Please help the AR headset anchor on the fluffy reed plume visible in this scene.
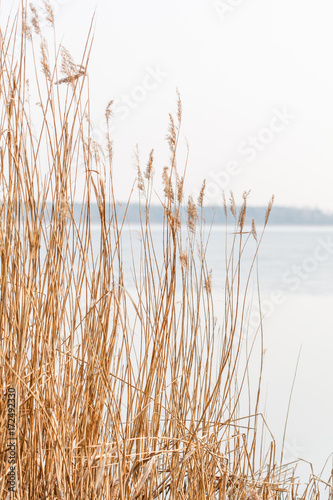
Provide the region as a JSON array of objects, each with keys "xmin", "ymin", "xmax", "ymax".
[
  {"xmin": 0, "ymin": 8, "xmax": 329, "ymax": 499},
  {"xmin": 265, "ymin": 194, "xmax": 275, "ymax": 225},
  {"xmin": 22, "ymin": 7, "xmax": 32, "ymax": 38},
  {"xmin": 198, "ymin": 179, "xmax": 206, "ymax": 207},
  {"xmin": 162, "ymin": 166, "xmax": 174, "ymax": 201},
  {"xmin": 176, "ymin": 174, "xmax": 184, "ymax": 204},
  {"xmin": 166, "ymin": 113, "xmax": 177, "ymax": 154},
  {"xmin": 55, "ymin": 67, "xmax": 86, "ymax": 85},
  {"xmin": 40, "ymin": 38, "xmax": 51, "ymax": 80},
  {"xmin": 229, "ymin": 190, "xmax": 237, "ymax": 218},
  {"xmin": 252, "ymin": 218, "xmax": 258, "ymax": 241},
  {"xmin": 145, "ymin": 149, "xmax": 154, "ymax": 180},
  {"xmin": 187, "ymin": 195, "xmax": 198, "ymax": 232},
  {"xmin": 107, "ymin": 136, "xmax": 113, "ymax": 161},
  {"xmin": 238, "ymin": 197, "xmax": 246, "ymax": 232},
  {"xmin": 179, "ymin": 250, "xmax": 188, "ymax": 268},
  {"xmin": 222, "ymin": 190, "xmax": 228, "ymax": 217},
  {"xmin": 104, "ymin": 101, "xmax": 114, "ymax": 159},
  {"xmin": 176, "ymin": 88, "xmax": 182, "ymax": 125},
  {"xmin": 105, "ymin": 99, "xmax": 114, "ymax": 126},
  {"xmin": 166, "ymin": 94, "xmax": 182, "ymax": 169},
  {"xmin": 173, "ymin": 207, "xmax": 181, "ymax": 229},
  {"xmin": 204, "ymin": 268, "xmax": 213, "ymax": 294},
  {"xmin": 55, "ymin": 46, "xmax": 85, "ymax": 85},
  {"xmin": 237, "ymin": 190, "xmax": 251, "ymax": 231},
  {"xmin": 60, "ymin": 45, "xmax": 76, "ymax": 75},
  {"xmin": 43, "ymin": 0, "xmax": 55, "ymax": 27},
  {"xmin": 134, "ymin": 145, "xmax": 145, "ymax": 193},
  {"xmin": 30, "ymin": 3, "xmax": 41, "ymax": 34}
]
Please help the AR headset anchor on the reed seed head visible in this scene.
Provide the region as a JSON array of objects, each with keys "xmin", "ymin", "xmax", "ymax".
[
  {"xmin": 198, "ymin": 179, "xmax": 206, "ymax": 208},
  {"xmin": 105, "ymin": 100, "xmax": 114, "ymax": 127},
  {"xmin": 179, "ymin": 250, "xmax": 188, "ymax": 268},
  {"xmin": 22, "ymin": 8, "xmax": 32, "ymax": 39},
  {"xmin": 176, "ymin": 175, "xmax": 184, "ymax": 204},
  {"xmin": 107, "ymin": 138, "xmax": 113, "ymax": 161},
  {"xmin": 30, "ymin": 3, "xmax": 41, "ymax": 35},
  {"xmin": 40, "ymin": 38, "xmax": 51, "ymax": 81},
  {"xmin": 144, "ymin": 149, "xmax": 154, "ymax": 180},
  {"xmin": 222, "ymin": 191, "xmax": 227, "ymax": 218},
  {"xmin": 166, "ymin": 113, "xmax": 176, "ymax": 157},
  {"xmin": 238, "ymin": 191, "xmax": 248, "ymax": 231},
  {"xmin": 229, "ymin": 191, "xmax": 236, "ymax": 218},
  {"xmin": 265, "ymin": 194, "xmax": 275, "ymax": 225},
  {"xmin": 162, "ymin": 166, "xmax": 174, "ymax": 202},
  {"xmin": 187, "ymin": 196, "xmax": 198, "ymax": 233},
  {"xmin": 204, "ymin": 269, "xmax": 212, "ymax": 294},
  {"xmin": 134, "ymin": 145, "xmax": 145, "ymax": 193},
  {"xmin": 252, "ymin": 218, "xmax": 257, "ymax": 241},
  {"xmin": 60, "ymin": 46, "xmax": 76, "ymax": 77},
  {"xmin": 43, "ymin": 0, "xmax": 54, "ymax": 27},
  {"xmin": 176, "ymin": 88, "xmax": 182, "ymax": 126}
]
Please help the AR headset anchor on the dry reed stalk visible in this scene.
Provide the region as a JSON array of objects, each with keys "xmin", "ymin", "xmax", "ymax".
[{"xmin": 0, "ymin": 6, "xmax": 328, "ymax": 499}]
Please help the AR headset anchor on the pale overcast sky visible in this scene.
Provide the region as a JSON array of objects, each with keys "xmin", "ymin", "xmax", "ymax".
[{"xmin": 3, "ymin": 0, "xmax": 333, "ymax": 210}]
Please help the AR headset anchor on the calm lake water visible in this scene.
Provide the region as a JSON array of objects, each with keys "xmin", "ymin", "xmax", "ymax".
[
  {"xmin": 93, "ymin": 224, "xmax": 333, "ymax": 481},
  {"xmin": 116, "ymin": 224, "xmax": 333, "ymax": 294}
]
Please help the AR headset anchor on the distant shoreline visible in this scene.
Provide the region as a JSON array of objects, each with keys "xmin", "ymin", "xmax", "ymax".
[{"xmin": 66, "ymin": 203, "xmax": 333, "ymax": 226}]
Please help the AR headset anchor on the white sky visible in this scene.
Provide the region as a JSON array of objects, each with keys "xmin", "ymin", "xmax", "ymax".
[{"xmin": 2, "ymin": 0, "xmax": 333, "ymax": 210}]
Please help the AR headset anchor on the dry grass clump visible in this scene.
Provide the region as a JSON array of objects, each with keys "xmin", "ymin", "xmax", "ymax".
[{"xmin": 0, "ymin": 6, "xmax": 331, "ymax": 499}]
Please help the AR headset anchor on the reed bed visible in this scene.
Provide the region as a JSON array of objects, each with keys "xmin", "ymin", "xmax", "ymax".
[{"xmin": 0, "ymin": 4, "xmax": 331, "ymax": 498}]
